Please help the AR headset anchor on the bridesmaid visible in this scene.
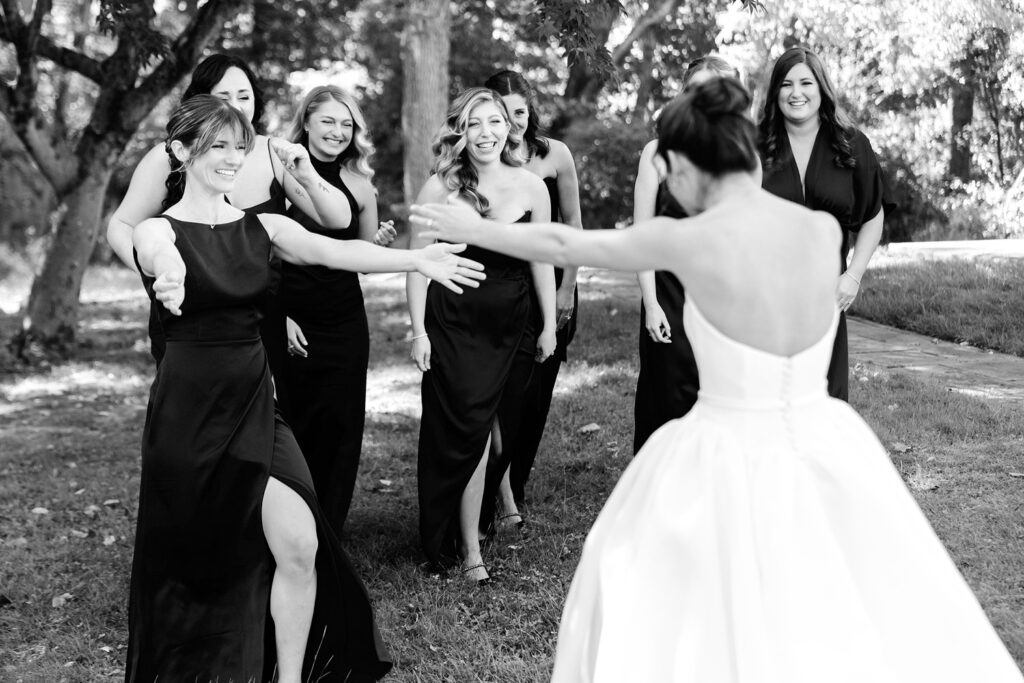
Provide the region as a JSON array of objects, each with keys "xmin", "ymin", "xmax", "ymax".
[
  {"xmin": 128, "ymin": 94, "xmax": 482, "ymax": 683},
  {"xmin": 106, "ymin": 53, "xmax": 353, "ymax": 381},
  {"xmin": 279, "ymin": 85, "xmax": 396, "ymax": 534},
  {"xmin": 407, "ymin": 87, "xmax": 556, "ymax": 584},
  {"xmin": 759, "ymin": 46, "xmax": 890, "ymax": 401},
  {"xmin": 484, "ymin": 70, "xmax": 583, "ymax": 516},
  {"xmin": 632, "ymin": 55, "xmax": 741, "ymax": 453}
]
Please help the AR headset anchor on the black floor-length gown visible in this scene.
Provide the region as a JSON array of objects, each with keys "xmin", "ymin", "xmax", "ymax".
[
  {"xmin": 127, "ymin": 214, "xmax": 391, "ymax": 683},
  {"xmin": 507, "ymin": 177, "xmax": 577, "ymax": 505},
  {"xmin": 632, "ymin": 185, "xmax": 700, "ymax": 454},
  {"xmin": 761, "ymin": 126, "xmax": 891, "ymax": 402},
  {"xmin": 418, "ymin": 214, "xmax": 537, "ymax": 566},
  {"xmin": 281, "ymin": 154, "xmax": 368, "ymax": 533}
]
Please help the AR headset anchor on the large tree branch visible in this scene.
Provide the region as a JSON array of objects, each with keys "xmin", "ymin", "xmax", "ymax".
[
  {"xmin": 33, "ymin": 34, "xmax": 105, "ymax": 82},
  {"xmin": 609, "ymin": 0, "xmax": 680, "ymax": 67},
  {"xmin": 119, "ymin": 0, "xmax": 249, "ymax": 129}
]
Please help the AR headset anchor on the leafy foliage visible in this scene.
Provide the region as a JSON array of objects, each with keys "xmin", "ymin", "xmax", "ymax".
[{"xmin": 95, "ymin": 1, "xmax": 169, "ymax": 72}]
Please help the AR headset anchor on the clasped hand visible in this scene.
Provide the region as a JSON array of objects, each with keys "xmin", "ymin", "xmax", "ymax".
[{"xmin": 269, "ymin": 138, "xmax": 312, "ymax": 180}]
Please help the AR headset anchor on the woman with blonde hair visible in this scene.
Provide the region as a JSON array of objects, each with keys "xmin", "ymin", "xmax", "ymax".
[
  {"xmin": 407, "ymin": 87, "xmax": 556, "ymax": 584},
  {"xmin": 278, "ymin": 84, "xmax": 396, "ymax": 533}
]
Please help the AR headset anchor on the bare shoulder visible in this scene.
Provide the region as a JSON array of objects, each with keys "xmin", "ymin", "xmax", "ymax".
[
  {"xmin": 546, "ymin": 138, "xmax": 576, "ymax": 165},
  {"xmin": 415, "ymin": 174, "xmax": 449, "ymax": 203},
  {"xmin": 137, "ymin": 142, "xmax": 173, "ymax": 174},
  {"xmin": 339, "ymin": 169, "xmax": 376, "ymax": 206},
  {"xmin": 639, "ymin": 139, "xmax": 658, "ymax": 162}
]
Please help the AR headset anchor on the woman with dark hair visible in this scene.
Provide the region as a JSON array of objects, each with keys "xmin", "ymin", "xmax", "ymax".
[
  {"xmin": 759, "ymin": 46, "xmax": 891, "ymax": 402},
  {"xmin": 407, "ymin": 87, "xmax": 556, "ymax": 584},
  {"xmin": 412, "ymin": 77, "xmax": 1022, "ymax": 683},
  {"xmin": 278, "ymin": 85, "xmax": 395, "ymax": 534},
  {"xmin": 127, "ymin": 95, "xmax": 481, "ymax": 683},
  {"xmin": 107, "ymin": 53, "xmax": 353, "ymax": 378},
  {"xmin": 631, "ymin": 54, "xmax": 740, "ymax": 454},
  {"xmin": 483, "ymin": 69, "xmax": 583, "ymax": 518}
]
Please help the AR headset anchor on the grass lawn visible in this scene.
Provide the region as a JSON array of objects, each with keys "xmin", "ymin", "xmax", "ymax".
[
  {"xmin": 1, "ymin": 266, "xmax": 1022, "ymax": 682},
  {"xmin": 851, "ymin": 254, "xmax": 1024, "ymax": 357}
]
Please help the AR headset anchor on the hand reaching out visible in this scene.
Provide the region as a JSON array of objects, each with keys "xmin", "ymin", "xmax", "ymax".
[
  {"xmin": 286, "ymin": 317, "xmax": 308, "ymax": 358},
  {"xmin": 414, "ymin": 243, "xmax": 486, "ymax": 293},
  {"xmin": 153, "ymin": 272, "xmax": 185, "ymax": 316}
]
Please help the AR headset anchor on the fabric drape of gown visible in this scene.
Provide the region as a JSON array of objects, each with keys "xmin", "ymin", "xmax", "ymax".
[
  {"xmin": 550, "ymin": 298, "xmax": 1023, "ymax": 683},
  {"xmin": 633, "ymin": 184, "xmax": 699, "ymax": 454},
  {"xmin": 127, "ymin": 214, "xmax": 391, "ymax": 683},
  {"xmin": 280, "ymin": 153, "xmax": 368, "ymax": 534},
  {"xmin": 507, "ymin": 176, "xmax": 577, "ymax": 506},
  {"xmin": 760, "ymin": 127, "xmax": 895, "ymax": 402},
  {"xmin": 418, "ymin": 214, "xmax": 537, "ymax": 566}
]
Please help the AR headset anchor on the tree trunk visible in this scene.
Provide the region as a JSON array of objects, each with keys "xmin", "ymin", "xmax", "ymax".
[
  {"xmin": 949, "ymin": 81, "xmax": 974, "ymax": 181},
  {"xmin": 14, "ymin": 162, "xmax": 114, "ymax": 357},
  {"xmin": 632, "ymin": 33, "xmax": 657, "ymax": 123},
  {"xmin": 400, "ymin": 0, "xmax": 450, "ymax": 211}
]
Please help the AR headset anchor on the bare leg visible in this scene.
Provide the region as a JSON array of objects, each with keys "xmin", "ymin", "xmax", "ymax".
[
  {"xmin": 459, "ymin": 433, "xmax": 491, "ymax": 583},
  {"xmin": 492, "ymin": 421, "xmax": 522, "ymax": 529},
  {"xmin": 263, "ymin": 476, "xmax": 318, "ymax": 683}
]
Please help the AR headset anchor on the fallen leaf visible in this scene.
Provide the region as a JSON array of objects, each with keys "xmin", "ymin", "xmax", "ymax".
[
  {"xmin": 378, "ymin": 479, "xmax": 392, "ymax": 487},
  {"xmin": 578, "ymin": 423, "xmax": 601, "ymax": 434},
  {"xmin": 892, "ymin": 442, "xmax": 912, "ymax": 453},
  {"xmin": 103, "ymin": 535, "xmax": 116, "ymax": 546},
  {"xmin": 74, "ymin": 489, "xmax": 86, "ymax": 496},
  {"xmin": 52, "ymin": 592, "xmax": 74, "ymax": 608},
  {"xmin": 102, "ymin": 499, "xmax": 120, "ymax": 508},
  {"xmin": 1009, "ymin": 472, "xmax": 1024, "ymax": 478},
  {"xmin": 99, "ymin": 646, "xmax": 113, "ymax": 654},
  {"xmin": 70, "ymin": 530, "xmax": 89, "ymax": 539},
  {"xmin": 31, "ymin": 507, "xmax": 50, "ymax": 515},
  {"xmin": 83, "ymin": 505, "xmax": 101, "ymax": 518}
]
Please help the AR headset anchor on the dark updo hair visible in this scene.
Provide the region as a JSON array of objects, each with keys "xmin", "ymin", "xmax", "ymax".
[
  {"xmin": 484, "ymin": 70, "xmax": 550, "ymax": 160},
  {"xmin": 683, "ymin": 55, "xmax": 740, "ymax": 83},
  {"xmin": 181, "ymin": 53, "xmax": 265, "ymax": 132},
  {"xmin": 758, "ymin": 47, "xmax": 855, "ymax": 170},
  {"xmin": 656, "ymin": 77, "xmax": 758, "ymax": 176},
  {"xmin": 162, "ymin": 95, "xmax": 256, "ymax": 210}
]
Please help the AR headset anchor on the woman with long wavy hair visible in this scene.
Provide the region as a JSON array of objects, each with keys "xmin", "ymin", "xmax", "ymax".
[
  {"xmin": 407, "ymin": 87, "xmax": 556, "ymax": 584},
  {"xmin": 759, "ymin": 46, "xmax": 892, "ymax": 401},
  {"xmin": 277, "ymin": 85, "xmax": 396, "ymax": 534}
]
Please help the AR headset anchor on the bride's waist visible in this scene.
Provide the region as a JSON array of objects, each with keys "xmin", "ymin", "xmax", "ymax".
[{"xmin": 696, "ymin": 388, "xmax": 828, "ymax": 412}]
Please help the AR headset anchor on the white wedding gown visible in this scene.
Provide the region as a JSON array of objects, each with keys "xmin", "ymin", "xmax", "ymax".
[{"xmin": 551, "ymin": 299, "xmax": 1022, "ymax": 683}]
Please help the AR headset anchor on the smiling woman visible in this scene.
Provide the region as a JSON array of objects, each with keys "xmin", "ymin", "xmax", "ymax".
[
  {"xmin": 406, "ymin": 87, "xmax": 555, "ymax": 585},
  {"xmin": 124, "ymin": 94, "xmax": 483, "ymax": 683}
]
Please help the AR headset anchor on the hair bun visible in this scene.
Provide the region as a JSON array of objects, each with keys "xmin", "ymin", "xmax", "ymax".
[{"xmin": 690, "ymin": 77, "xmax": 750, "ymax": 118}]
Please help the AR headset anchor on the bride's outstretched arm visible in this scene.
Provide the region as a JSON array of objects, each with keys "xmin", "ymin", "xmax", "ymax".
[{"xmin": 410, "ymin": 200, "xmax": 685, "ymax": 274}]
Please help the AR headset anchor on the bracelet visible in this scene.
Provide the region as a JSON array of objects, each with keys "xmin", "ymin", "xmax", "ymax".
[
  {"xmin": 407, "ymin": 333, "xmax": 428, "ymax": 343},
  {"xmin": 844, "ymin": 271, "xmax": 861, "ymax": 285}
]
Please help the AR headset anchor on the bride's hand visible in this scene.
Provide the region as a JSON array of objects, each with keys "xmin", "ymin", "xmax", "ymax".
[
  {"xmin": 413, "ymin": 243, "xmax": 486, "ymax": 293},
  {"xmin": 410, "ymin": 194, "xmax": 485, "ymax": 244}
]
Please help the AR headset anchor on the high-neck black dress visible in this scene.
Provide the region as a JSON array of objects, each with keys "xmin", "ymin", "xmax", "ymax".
[
  {"xmin": 761, "ymin": 126, "xmax": 889, "ymax": 401},
  {"xmin": 507, "ymin": 176, "xmax": 578, "ymax": 505},
  {"xmin": 127, "ymin": 214, "xmax": 391, "ymax": 683},
  {"xmin": 280, "ymin": 152, "xmax": 368, "ymax": 534},
  {"xmin": 418, "ymin": 214, "xmax": 537, "ymax": 566},
  {"xmin": 632, "ymin": 184, "xmax": 700, "ymax": 454}
]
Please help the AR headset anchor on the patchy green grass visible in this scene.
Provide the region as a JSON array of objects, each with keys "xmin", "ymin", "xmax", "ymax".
[
  {"xmin": 851, "ymin": 256, "xmax": 1024, "ymax": 357},
  {"xmin": 1, "ymin": 267, "xmax": 1022, "ymax": 682}
]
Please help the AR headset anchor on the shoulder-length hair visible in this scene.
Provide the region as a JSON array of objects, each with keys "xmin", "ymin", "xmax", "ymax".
[
  {"xmin": 287, "ymin": 85, "xmax": 375, "ymax": 180},
  {"xmin": 182, "ymin": 53, "xmax": 266, "ymax": 133},
  {"xmin": 431, "ymin": 87, "xmax": 519, "ymax": 216},
  {"xmin": 483, "ymin": 70, "xmax": 550, "ymax": 160},
  {"xmin": 758, "ymin": 46, "xmax": 855, "ymax": 170}
]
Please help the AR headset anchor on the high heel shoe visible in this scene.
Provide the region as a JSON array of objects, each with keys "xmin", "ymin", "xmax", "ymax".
[
  {"xmin": 496, "ymin": 512, "xmax": 525, "ymax": 532},
  {"xmin": 460, "ymin": 561, "xmax": 491, "ymax": 586}
]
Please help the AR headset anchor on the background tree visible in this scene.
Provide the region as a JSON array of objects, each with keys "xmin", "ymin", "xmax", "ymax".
[{"xmin": 0, "ymin": 0, "xmax": 248, "ymax": 357}]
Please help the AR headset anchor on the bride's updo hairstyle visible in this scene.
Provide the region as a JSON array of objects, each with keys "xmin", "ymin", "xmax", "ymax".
[{"xmin": 656, "ymin": 77, "xmax": 758, "ymax": 176}]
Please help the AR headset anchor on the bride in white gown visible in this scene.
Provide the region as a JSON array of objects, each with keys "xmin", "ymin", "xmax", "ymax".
[{"xmin": 410, "ymin": 77, "xmax": 1023, "ymax": 682}]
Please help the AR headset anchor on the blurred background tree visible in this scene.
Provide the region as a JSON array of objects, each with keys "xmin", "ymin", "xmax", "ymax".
[{"xmin": 2, "ymin": 0, "xmax": 1021, "ymax": 359}]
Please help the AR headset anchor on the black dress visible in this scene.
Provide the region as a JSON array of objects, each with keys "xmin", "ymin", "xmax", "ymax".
[
  {"xmin": 507, "ymin": 176, "xmax": 578, "ymax": 506},
  {"xmin": 280, "ymin": 154, "xmax": 368, "ymax": 534},
  {"xmin": 632, "ymin": 185, "xmax": 700, "ymax": 454},
  {"xmin": 145, "ymin": 140, "xmax": 289, "ymax": 382},
  {"xmin": 418, "ymin": 214, "xmax": 537, "ymax": 566},
  {"xmin": 761, "ymin": 127, "xmax": 888, "ymax": 402},
  {"xmin": 126, "ymin": 214, "xmax": 391, "ymax": 683}
]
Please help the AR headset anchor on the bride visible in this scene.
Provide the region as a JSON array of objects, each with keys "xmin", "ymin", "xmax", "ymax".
[{"xmin": 410, "ymin": 77, "xmax": 1022, "ymax": 683}]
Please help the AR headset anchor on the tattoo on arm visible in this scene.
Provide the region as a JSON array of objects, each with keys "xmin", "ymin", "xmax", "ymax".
[
  {"xmin": 294, "ymin": 188, "xmax": 305, "ymax": 199},
  {"xmin": 317, "ymin": 181, "xmax": 333, "ymax": 195}
]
